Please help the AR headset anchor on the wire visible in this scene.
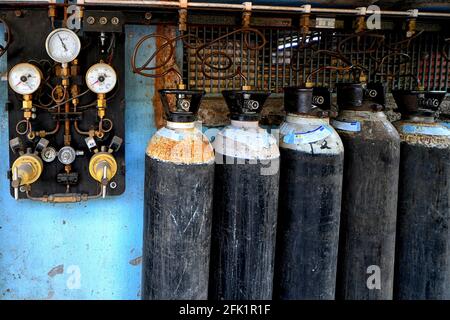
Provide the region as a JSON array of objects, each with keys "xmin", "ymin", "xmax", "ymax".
[
  {"xmin": 195, "ymin": 27, "xmax": 267, "ymax": 82},
  {"xmin": 0, "ymin": 18, "xmax": 11, "ymax": 59}
]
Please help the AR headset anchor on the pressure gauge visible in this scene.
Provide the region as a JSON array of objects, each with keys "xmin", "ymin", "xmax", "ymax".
[
  {"xmin": 86, "ymin": 63, "xmax": 117, "ymax": 94},
  {"xmin": 45, "ymin": 28, "xmax": 81, "ymax": 64},
  {"xmin": 8, "ymin": 63, "xmax": 42, "ymax": 95}
]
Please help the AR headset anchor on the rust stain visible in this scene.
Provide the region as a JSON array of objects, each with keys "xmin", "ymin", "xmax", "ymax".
[
  {"xmin": 129, "ymin": 256, "xmax": 142, "ymax": 266},
  {"xmin": 46, "ymin": 290, "xmax": 55, "ymax": 300},
  {"xmin": 47, "ymin": 264, "xmax": 64, "ymax": 277},
  {"xmin": 153, "ymin": 25, "xmax": 180, "ymax": 129}
]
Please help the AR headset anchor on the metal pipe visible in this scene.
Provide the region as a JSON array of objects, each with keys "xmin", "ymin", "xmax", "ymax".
[
  {"xmin": 1, "ymin": 0, "xmax": 449, "ymax": 18},
  {"xmin": 78, "ymin": 0, "xmax": 450, "ymax": 18}
]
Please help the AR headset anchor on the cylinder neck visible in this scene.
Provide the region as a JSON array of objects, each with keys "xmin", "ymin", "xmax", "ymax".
[
  {"xmin": 166, "ymin": 121, "xmax": 196, "ymax": 129},
  {"xmin": 230, "ymin": 120, "xmax": 259, "ymax": 128},
  {"xmin": 286, "ymin": 113, "xmax": 329, "ymax": 125}
]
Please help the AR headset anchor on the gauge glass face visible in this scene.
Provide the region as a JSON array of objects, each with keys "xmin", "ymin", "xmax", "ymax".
[
  {"xmin": 45, "ymin": 28, "xmax": 81, "ymax": 63},
  {"xmin": 86, "ymin": 63, "xmax": 117, "ymax": 94},
  {"xmin": 8, "ymin": 63, "xmax": 42, "ymax": 95}
]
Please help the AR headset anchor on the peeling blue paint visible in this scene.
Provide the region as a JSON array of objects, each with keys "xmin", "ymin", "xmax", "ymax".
[{"xmin": 0, "ymin": 25, "xmax": 156, "ymax": 300}]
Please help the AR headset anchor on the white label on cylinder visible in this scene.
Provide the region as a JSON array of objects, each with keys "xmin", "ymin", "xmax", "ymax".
[
  {"xmin": 331, "ymin": 119, "xmax": 361, "ymax": 132},
  {"xmin": 156, "ymin": 127, "xmax": 184, "ymax": 141},
  {"xmin": 283, "ymin": 125, "xmax": 332, "ymax": 145}
]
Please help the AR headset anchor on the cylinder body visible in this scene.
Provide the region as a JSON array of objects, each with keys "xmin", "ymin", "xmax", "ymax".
[
  {"xmin": 394, "ymin": 119, "xmax": 450, "ymax": 300},
  {"xmin": 209, "ymin": 120, "xmax": 280, "ymax": 300},
  {"xmin": 142, "ymin": 121, "xmax": 215, "ymax": 300},
  {"xmin": 274, "ymin": 115, "xmax": 344, "ymax": 300},
  {"xmin": 333, "ymin": 110, "xmax": 400, "ymax": 300}
]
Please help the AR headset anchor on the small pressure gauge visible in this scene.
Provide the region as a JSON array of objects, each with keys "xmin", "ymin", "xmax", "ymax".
[
  {"xmin": 45, "ymin": 28, "xmax": 81, "ymax": 64},
  {"xmin": 8, "ymin": 63, "xmax": 42, "ymax": 95},
  {"xmin": 86, "ymin": 63, "xmax": 117, "ymax": 94}
]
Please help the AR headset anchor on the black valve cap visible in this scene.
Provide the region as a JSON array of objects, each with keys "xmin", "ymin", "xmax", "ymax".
[
  {"xmin": 283, "ymin": 87, "xmax": 313, "ymax": 114},
  {"xmin": 392, "ymin": 90, "xmax": 447, "ymax": 116},
  {"xmin": 312, "ymin": 87, "xmax": 333, "ymax": 111},
  {"xmin": 364, "ymin": 82, "xmax": 387, "ymax": 108},
  {"xmin": 336, "ymin": 83, "xmax": 364, "ymax": 109},
  {"xmin": 222, "ymin": 90, "xmax": 271, "ymax": 121},
  {"xmin": 159, "ymin": 89, "xmax": 205, "ymax": 123}
]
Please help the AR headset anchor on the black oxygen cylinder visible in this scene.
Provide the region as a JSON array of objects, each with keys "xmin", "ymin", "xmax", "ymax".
[
  {"xmin": 209, "ymin": 89, "xmax": 280, "ymax": 300},
  {"xmin": 392, "ymin": 90, "xmax": 450, "ymax": 300},
  {"xmin": 334, "ymin": 83, "xmax": 400, "ymax": 300},
  {"xmin": 274, "ymin": 87, "xmax": 344, "ymax": 300},
  {"xmin": 142, "ymin": 89, "xmax": 215, "ymax": 300}
]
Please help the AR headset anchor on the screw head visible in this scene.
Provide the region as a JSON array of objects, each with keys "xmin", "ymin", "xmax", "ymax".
[
  {"xmin": 19, "ymin": 186, "xmax": 26, "ymax": 193},
  {"xmin": 110, "ymin": 181, "xmax": 117, "ymax": 189},
  {"xmin": 144, "ymin": 12, "xmax": 152, "ymax": 20},
  {"xmin": 86, "ymin": 16, "xmax": 95, "ymax": 25},
  {"xmin": 99, "ymin": 17, "xmax": 108, "ymax": 25},
  {"xmin": 111, "ymin": 17, "xmax": 120, "ymax": 25}
]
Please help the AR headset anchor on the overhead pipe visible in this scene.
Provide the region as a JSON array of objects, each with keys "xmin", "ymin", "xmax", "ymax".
[
  {"xmin": 76, "ymin": 0, "xmax": 450, "ymax": 18},
  {"xmin": 1, "ymin": 1, "xmax": 449, "ymax": 18}
]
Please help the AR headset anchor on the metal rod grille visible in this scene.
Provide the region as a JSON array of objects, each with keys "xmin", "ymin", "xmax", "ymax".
[{"xmin": 184, "ymin": 26, "xmax": 450, "ymax": 94}]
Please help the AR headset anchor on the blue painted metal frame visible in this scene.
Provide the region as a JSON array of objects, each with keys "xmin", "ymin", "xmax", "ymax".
[{"xmin": 0, "ymin": 25, "xmax": 156, "ymax": 300}]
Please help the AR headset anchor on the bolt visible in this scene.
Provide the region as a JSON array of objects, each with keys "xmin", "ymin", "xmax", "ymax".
[
  {"xmin": 86, "ymin": 16, "xmax": 95, "ymax": 25},
  {"xmin": 19, "ymin": 186, "xmax": 26, "ymax": 193},
  {"xmin": 111, "ymin": 17, "xmax": 120, "ymax": 25},
  {"xmin": 99, "ymin": 17, "xmax": 108, "ymax": 25},
  {"xmin": 110, "ymin": 181, "xmax": 117, "ymax": 189},
  {"xmin": 14, "ymin": 10, "xmax": 22, "ymax": 17},
  {"xmin": 144, "ymin": 12, "xmax": 152, "ymax": 20},
  {"xmin": 31, "ymin": 113, "xmax": 37, "ymax": 119}
]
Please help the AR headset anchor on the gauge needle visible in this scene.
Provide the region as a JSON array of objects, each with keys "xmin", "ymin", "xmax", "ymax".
[
  {"xmin": 91, "ymin": 80, "xmax": 99, "ymax": 86},
  {"xmin": 58, "ymin": 34, "xmax": 68, "ymax": 51}
]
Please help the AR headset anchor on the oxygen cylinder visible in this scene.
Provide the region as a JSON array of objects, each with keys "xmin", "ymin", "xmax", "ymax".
[
  {"xmin": 274, "ymin": 87, "xmax": 344, "ymax": 300},
  {"xmin": 334, "ymin": 83, "xmax": 400, "ymax": 300},
  {"xmin": 209, "ymin": 89, "xmax": 280, "ymax": 300},
  {"xmin": 392, "ymin": 90, "xmax": 450, "ymax": 300},
  {"xmin": 142, "ymin": 88, "xmax": 215, "ymax": 300}
]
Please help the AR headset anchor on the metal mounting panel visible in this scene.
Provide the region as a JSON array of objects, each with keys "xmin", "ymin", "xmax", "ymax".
[{"xmin": 4, "ymin": 9, "xmax": 125, "ymax": 199}]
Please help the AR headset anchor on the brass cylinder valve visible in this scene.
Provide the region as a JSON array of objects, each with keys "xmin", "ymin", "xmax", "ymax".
[{"xmin": 11, "ymin": 154, "xmax": 43, "ymax": 200}]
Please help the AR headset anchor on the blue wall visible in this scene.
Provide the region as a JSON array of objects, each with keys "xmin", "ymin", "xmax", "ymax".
[{"xmin": 0, "ymin": 25, "xmax": 156, "ymax": 300}]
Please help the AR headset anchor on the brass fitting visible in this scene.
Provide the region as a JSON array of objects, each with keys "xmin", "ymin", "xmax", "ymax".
[
  {"xmin": 305, "ymin": 81, "xmax": 314, "ymax": 89},
  {"xmin": 61, "ymin": 65, "xmax": 70, "ymax": 77},
  {"xmin": 97, "ymin": 93, "xmax": 107, "ymax": 119},
  {"xmin": 48, "ymin": 5, "xmax": 56, "ymax": 19},
  {"xmin": 407, "ymin": 18, "xmax": 416, "ymax": 38},
  {"xmin": 179, "ymin": 8, "xmax": 187, "ymax": 32},
  {"xmin": 11, "ymin": 154, "xmax": 43, "ymax": 186},
  {"xmin": 71, "ymin": 59, "xmax": 80, "ymax": 76},
  {"xmin": 242, "ymin": 2, "xmax": 252, "ymax": 28},
  {"xmin": 242, "ymin": 85, "xmax": 252, "ymax": 91},
  {"xmin": 356, "ymin": 15, "xmax": 366, "ymax": 33},
  {"xmin": 89, "ymin": 152, "xmax": 118, "ymax": 183},
  {"xmin": 22, "ymin": 94, "xmax": 33, "ymax": 120},
  {"xmin": 62, "ymin": 78, "xmax": 70, "ymax": 87},
  {"xmin": 300, "ymin": 13, "xmax": 311, "ymax": 35},
  {"xmin": 359, "ymin": 73, "xmax": 368, "ymax": 84},
  {"xmin": 177, "ymin": 83, "xmax": 186, "ymax": 90}
]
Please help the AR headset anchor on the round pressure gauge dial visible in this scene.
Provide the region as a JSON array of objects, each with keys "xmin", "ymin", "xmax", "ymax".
[
  {"xmin": 45, "ymin": 28, "xmax": 81, "ymax": 64},
  {"xmin": 86, "ymin": 63, "xmax": 117, "ymax": 94},
  {"xmin": 8, "ymin": 63, "xmax": 42, "ymax": 95}
]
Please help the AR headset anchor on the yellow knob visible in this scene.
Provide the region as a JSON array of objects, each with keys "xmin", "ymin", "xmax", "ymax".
[
  {"xmin": 88, "ymin": 152, "xmax": 118, "ymax": 183},
  {"xmin": 12, "ymin": 154, "xmax": 43, "ymax": 186}
]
